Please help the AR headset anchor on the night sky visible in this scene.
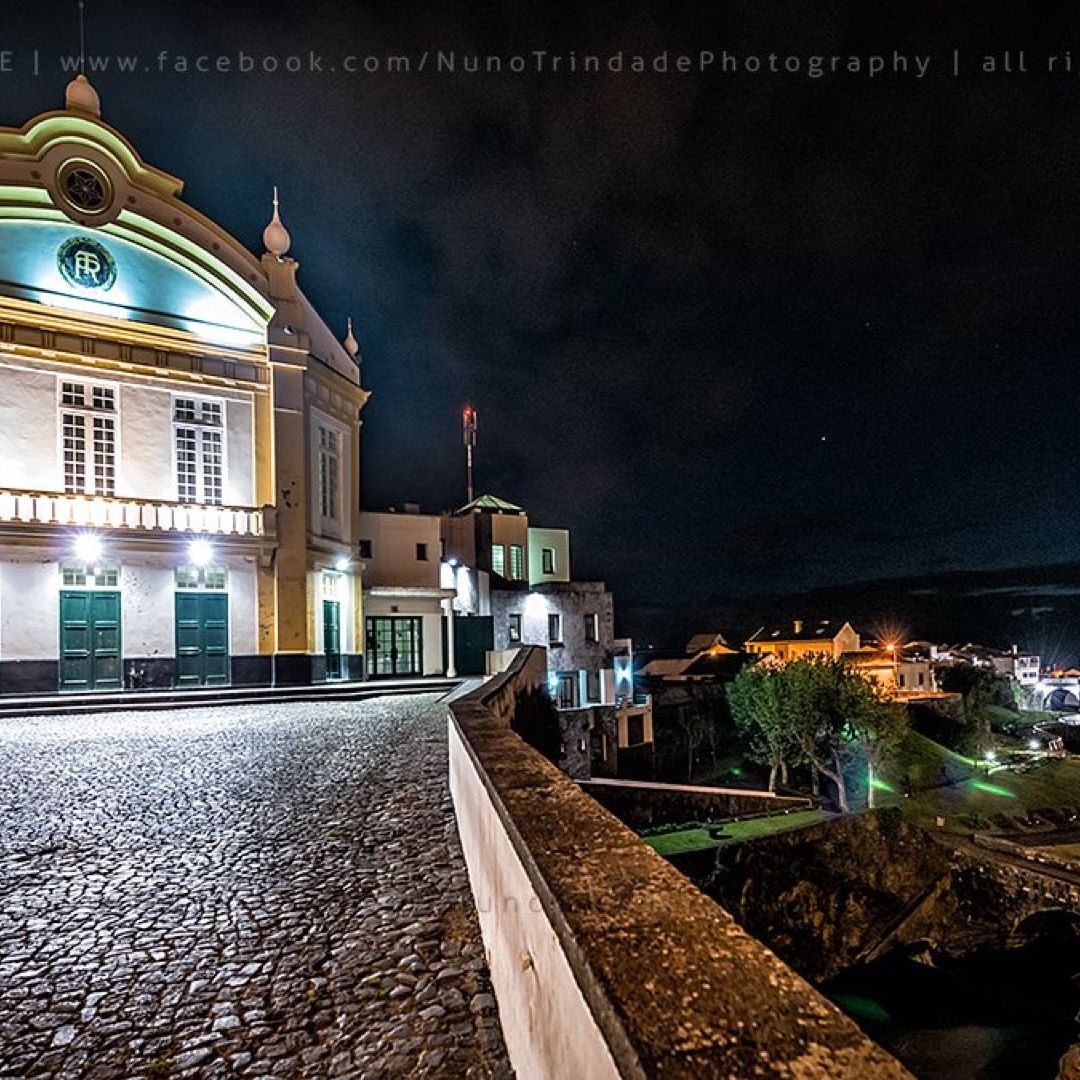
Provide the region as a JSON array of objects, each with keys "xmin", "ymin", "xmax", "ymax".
[{"xmin": 10, "ymin": 2, "xmax": 1080, "ymax": 656}]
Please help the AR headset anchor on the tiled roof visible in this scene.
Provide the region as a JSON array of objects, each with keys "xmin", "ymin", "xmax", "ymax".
[{"xmin": 746, "ymin": 621, "xmax": 852, "ymax": 643}]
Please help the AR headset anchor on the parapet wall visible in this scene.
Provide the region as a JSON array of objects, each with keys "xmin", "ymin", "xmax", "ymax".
[
  {"xmin": 580, "ymin": 777, "xmax": 812, "ymax": 830},
  {"xmin": 447, "ymin": 646, "xmax": 912, "ymax": 1078}
]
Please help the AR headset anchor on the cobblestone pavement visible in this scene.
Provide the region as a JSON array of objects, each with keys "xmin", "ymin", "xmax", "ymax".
[{"xmin": 0, "ymin": 694, "xmax": 512, "ymax": 1079}]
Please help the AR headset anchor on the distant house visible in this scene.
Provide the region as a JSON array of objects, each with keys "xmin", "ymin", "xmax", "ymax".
[
  {"xmin": 744, "ymin": 620, "xmax": 860, "ymax": 661},
  {"xmin": 932, "ymin": 642, "xmax": 1041, "ymax": 688},
  {"xmin": 842, "ymin": 647, "xmax": 936, "ymax": 696},
  {"xmin": 988, "ymin": 650, "xmax": 1041, "ymax": 687},
  {"xmin": 684, "ymin": 632, "xmax": 736, "ymax": 656}
]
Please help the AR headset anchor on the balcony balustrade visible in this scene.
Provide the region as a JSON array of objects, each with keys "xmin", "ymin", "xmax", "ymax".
[{"xmin": 0, "ymin": 488, "xmax": 266, "ymax": 537}]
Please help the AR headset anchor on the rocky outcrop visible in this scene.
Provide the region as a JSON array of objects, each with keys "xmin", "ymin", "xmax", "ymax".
[
  {"xmin": 1059, "ymin": 1044, "xmax": 1080, "ymax": 1080},
  {"xmin": 690, "ymin": 809, "xmax": 955, "ymax": 982}
]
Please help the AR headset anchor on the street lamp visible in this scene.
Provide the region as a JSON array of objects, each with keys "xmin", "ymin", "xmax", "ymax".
[
  {"xmin": 188, "ymin": 538, "xmax": 213, "ymax": 566},
  {"xmin": 74, "ymin": 532, "xmax": 102, "ymax": 564}
]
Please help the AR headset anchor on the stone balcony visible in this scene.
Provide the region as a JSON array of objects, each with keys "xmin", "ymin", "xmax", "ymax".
[{"xmin": 0, "ymin": 488, "xmax": 270, "ymax": 538}]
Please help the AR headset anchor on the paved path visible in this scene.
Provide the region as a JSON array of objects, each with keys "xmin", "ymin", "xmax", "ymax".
[{"xmin": 0, "ymin": 694, "xmax": 511, "ymax": 1078}]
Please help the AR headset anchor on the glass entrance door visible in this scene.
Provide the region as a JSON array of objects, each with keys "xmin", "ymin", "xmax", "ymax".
[
  {"xmin": 366, "ymin": 617, "xmax": 423, "ymax": 677},
  {"xmin": 60, "ymin": 590, "xmax": 122, "ymax": 691}
]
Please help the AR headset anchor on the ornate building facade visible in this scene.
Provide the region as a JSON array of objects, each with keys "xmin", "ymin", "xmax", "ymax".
[{"xmin": 0, "ymin": 76, "xmax": 368, "ymax": 693}]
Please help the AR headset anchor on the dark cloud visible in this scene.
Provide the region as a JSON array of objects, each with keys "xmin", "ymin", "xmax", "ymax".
[{"xmin": 8, "ymin": 0, "xmax": 1080, "ymax": 649}]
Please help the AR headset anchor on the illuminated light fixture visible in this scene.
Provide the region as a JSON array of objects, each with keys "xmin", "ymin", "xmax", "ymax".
[
  {"xmin": 1028, "ymin": 739, "xmax": 1041, "ymax": 751},
  {"xmin": 525, "ymin": 592, "xmax": 547, "ymax": 616},
  {"xmin": 74, "ymin": 532, "xmax": 102, "ymax": 564},
  {"xmin": 448, "ymin": 557, "xmax": 458, "ymax": 567},
  {"xmin": 985, "ymin": 750, "xmax": 997, "ymax": 763},
  {"xmin": 188, "ymin": 538, "xmax": 213, "ymax": 566},
  {"xmin": 334, "ymin": 556, "xmax": 349, "ymax": 572}
]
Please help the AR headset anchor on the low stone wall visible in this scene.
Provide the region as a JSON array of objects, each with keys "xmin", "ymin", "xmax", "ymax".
[
  {"xmin": 448, "ymin": 646, "xmax": 911, "ymax": 1078},
  {"xmin": 579, "ymin": 777, "xmax": 811, "ymax": 830}
]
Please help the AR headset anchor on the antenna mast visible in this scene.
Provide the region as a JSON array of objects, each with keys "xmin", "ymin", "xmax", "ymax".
[
  {"xmin": 78, "ymin": 0, "xmax": 87, "ymax": 74},
  {"xmin": 462, "ymin": 405, "xmax": 477, "ymax": 504}
]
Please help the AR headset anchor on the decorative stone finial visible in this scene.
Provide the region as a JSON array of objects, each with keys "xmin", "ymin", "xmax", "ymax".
[
  {"xmin": 262, "ymin": 186, "xmax": 291, "ymax": 257},
  {"xmin": 65, "ymin": 73, "xmax": 101, "ymax": 117},
  {"xmin": 343, "ymin": 316, "xmax": 360, "ymax": 359}
]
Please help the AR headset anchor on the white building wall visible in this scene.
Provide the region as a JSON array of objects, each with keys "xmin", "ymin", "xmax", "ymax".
[
  {"xmin": 528, "ymin": 527, "xmax": 571, "ymax": 586},
  {"xmin": 0, "ymin": 549, "xmax": 259, "ymax": 664},
  {"xmin": 0, "ymin": 555, "xmax": 58, "ymax": 659},
  {"xmin": 121, "ymin": 560, "xmax": 176, "ymax": 657},
  {"xmin": 227, "ymin": 561, "xmax": 259, "ymax": 655},
  {"xmin": 422, "ymin": 613, "xmax": 443, "ymax": 675},
  {"xmin": 0, "ymin": 363, "xmax": 58, "ymax": 491},
  {"xmin": 118, "ymin": 384, "xmax": 173, "ymax": 502},
  {"xmin": 360, "ymin": 511, "xmax": 443, "ymax": 589},
  {"xmin": 0, "ymin": 362, "xmax": 257, "ymax": 507},
  {"xmin": 224, "ymin": 398, "xmax": 255, "ymax": 507}
]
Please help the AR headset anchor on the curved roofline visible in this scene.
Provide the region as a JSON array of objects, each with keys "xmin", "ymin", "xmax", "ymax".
[{"xmin": 0, "ymin": 109, "xmax": 269, "ymax": 292}]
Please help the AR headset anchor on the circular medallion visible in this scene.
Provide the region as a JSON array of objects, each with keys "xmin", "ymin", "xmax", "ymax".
[
  {"xmin": 57, "ymin": 236, "xmax": 117, "ymax": 291},
  {"xmin": 56, "ymin": 159, "xmax": 113, "ymax": 216}
]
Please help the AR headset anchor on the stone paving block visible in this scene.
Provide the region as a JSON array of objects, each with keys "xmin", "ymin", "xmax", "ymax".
[{"xmin": 0, "ymin": 695, "xmax": 510, "ymax": 1078}]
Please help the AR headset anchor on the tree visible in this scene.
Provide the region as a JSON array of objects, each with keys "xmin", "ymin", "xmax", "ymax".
[
  {"xmin": 934, "ymin": 661, "xmax": 1010, "ymax": 757},
  {"xmin": 727, "ymin": 659, "xmax": 798, "ymax": 792},
  {"xmin": 785, "ymin": 656, "xmax": 907, "ymax": 812},
  {"xmin": 673, "ymin": 699, "xmax": 710, "ymax": 782},
  {"xmin": 729, "ymin": 655, "xmax": 908, "ymax": 811}
]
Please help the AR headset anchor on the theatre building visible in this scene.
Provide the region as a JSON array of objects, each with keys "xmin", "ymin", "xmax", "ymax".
[{"xmin": 0, "ymin": 77, "xmax": 368, "ymax": 694}]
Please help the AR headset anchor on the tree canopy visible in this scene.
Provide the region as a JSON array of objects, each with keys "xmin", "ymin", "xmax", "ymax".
[{"xmin": 728, "ymin": 655, "xmax": 908, "ymax": 811}]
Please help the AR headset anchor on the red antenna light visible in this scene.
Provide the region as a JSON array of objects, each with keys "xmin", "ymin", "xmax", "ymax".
[{"xmin": 462, "ymin": 404, "xmax": 477, "ymax": 503}]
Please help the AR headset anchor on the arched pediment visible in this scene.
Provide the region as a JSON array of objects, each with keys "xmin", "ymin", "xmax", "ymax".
[{"xmin": 0, "ymin": 111, "xmax": 274, "ymax": 350}]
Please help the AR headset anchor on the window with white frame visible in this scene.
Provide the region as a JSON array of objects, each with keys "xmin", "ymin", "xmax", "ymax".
[
  {"xmin": 322, "ymin": 570, "xmax": 345, "ymax": 600},
  {"xmin": 61, "ymin": 381, "xmax": 116, "ymax": 496},
  {"xmin": 491, "ymin": 544, "xmax": 505, "ymax": 576},
  {"xmin": 176, "ymin": 566, "xmax": 227, "ymax": 589},
  {"xmin": 174, "ymin": 397, "xmax": 224, "ymax": 505},
  {"xmin": 508, "ymin": 613, "xmax": 522, "ymax": 643},
  {"xmin": 584, "ymin": 613, "xmax": 599, "ymax": 643},
  {"xmin": 542, "ymin": 547, "xmax": 556, "ymax": 575},
  {"xmin": 62, "ymin": 564, "xmax": 119, "ymax": 587},
  {"xmin": 509, "ymin": 544, "xmax": 524, "ymax": 580},
  {"xmin": 318, "ymin": 426, "xmax": 340, "ymax": 521},
  {"xmin": 548, "ymin": 612, "xmax": 562, "ymax": 644}
]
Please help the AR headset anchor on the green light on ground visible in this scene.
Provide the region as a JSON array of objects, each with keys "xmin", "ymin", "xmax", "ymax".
[
  {"xmin": 969, "ymin": 780, "xmax": 1017, "ymax": 798},
  {"xmin": 870, "ymin": 777, "xmax": 895, "ymax": 793},
  {"xmin": 831, "ymin": 993, "xmax": 892, "ymax": 1025},
  {"xmin": 730, "ymin": 767, "xmax": 743, "ymax": 777}
]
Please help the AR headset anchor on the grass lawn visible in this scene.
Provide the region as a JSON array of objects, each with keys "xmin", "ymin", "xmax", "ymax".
[
  {"xmin": 719, "ymin": 808, "xmax": 833, "ymax": 840},
  {"xmin": 877, "ymin": 730, "xmax": 1080, "ymax": 832},
  {"xmin": 644, "ymin": 828, "xmax": 719, "ymax": 855},
  {"xmin": 643, "ymin": 808, "xmax": 833, "ymax": 855}
]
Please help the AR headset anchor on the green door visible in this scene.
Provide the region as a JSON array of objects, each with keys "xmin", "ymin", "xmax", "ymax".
[
  {"xmin": 452, "ymin": 615, "xmax": 494, "ymax": 677},
  {"xmin": 175, "ymin": 592, "xmax": 230, "ymax": 687},
  {"xmin": 60, "ymin": 590, "xmax": 122, "ymax": 691},
  {"xmin": 323, "ymin": 599, "xmax": 342, "ymax": 680}
]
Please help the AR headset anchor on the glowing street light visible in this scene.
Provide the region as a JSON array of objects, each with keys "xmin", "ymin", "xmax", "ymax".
[
  {"xmin": 188, "ymin": 538, "xmax": 213, "ymax": 566},
  {"xmin": 74, "ymin": 532, "xmax": 102, "ymax": 564},
  {"xmin": 334, "ymin": 556, "xmax": 350, "ymax": 572}
]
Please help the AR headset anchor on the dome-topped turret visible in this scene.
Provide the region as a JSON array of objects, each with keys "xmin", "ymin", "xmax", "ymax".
[
  {"xmin": 65, "ymin": 73, "xmax": 101, "ymax": 118},
  {"xmin": 262, "ymin": 186, "xmax": 291, "ymax": 257}
]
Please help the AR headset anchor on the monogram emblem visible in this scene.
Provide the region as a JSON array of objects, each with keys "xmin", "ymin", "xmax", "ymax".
[{"xmin": 57, "ymin": 237, "xmax": 117, "ymax": 291}]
